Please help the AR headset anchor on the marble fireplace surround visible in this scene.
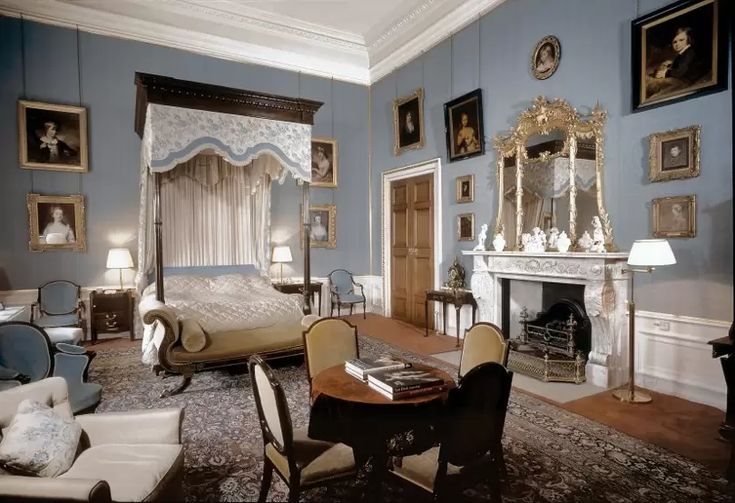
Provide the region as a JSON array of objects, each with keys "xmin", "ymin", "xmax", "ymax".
[{"xmin": 462, "ymin": 251, "xmax": 629, "ymax": 388}]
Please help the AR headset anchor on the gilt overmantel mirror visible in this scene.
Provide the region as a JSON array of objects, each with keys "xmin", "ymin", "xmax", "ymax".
[{"xmin": 493, "ymin": 96, "xmax": 615, "ymax": 251}]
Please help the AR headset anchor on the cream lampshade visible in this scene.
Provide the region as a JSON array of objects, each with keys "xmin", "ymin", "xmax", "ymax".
[
  {"xmin": 106, "ymin": 248, "xmax": 134, "ymax": 290},
  {"xmin": 614, "ymin": 238, "xmax": 675, "ymax": 404},
  {"xmin": 272, "ymin": 246, "xmax": 292, "ymax": 284}
]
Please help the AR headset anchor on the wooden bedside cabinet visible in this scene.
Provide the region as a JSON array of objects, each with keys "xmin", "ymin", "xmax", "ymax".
[
  {"xmin": 90, "ymin": 289, "xmax": 135, "ymax": 342},
  {"xmin": 273, "ymin": 281, "xmax": 323, "ymax": 315}
]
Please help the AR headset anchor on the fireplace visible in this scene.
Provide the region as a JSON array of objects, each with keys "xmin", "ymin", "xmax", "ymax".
[{"xmin": 462, "ymin": 250, "xmax": 629, "ymax": 388}]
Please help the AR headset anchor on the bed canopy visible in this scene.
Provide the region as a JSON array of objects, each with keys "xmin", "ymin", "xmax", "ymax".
[{"xmin": 134, "ymin": 73, "xmax": 323, "ymax": 312}]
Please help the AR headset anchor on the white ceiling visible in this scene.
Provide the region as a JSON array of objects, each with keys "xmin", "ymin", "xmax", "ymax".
[{"xmin": 0, "ymin": 0, "xmax": 507, "ymax": 84}]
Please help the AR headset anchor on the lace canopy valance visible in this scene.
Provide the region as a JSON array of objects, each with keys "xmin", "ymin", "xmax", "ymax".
[
  {"xmin": 504, "ymin": 158, "xmax": 597, "ymax": 199},
  {"xmin": 142, "ymin": 103, "xmax": 312, "ymax": 182}
]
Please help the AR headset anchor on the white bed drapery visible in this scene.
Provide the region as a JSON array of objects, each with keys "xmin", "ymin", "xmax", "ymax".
[{"xmin": 135, "ymin": 103, "xmax": 312, "ymax": 293}]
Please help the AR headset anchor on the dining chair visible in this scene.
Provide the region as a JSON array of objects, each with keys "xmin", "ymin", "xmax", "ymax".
[
  {"xmin": 458, "ymin": 322, "xmax": 508, "ymax": 378},
  {"xmin": 390, "ymin": 362, "xmax": 513, "ymax": 501},
  {"xmin": 303, "ymin": 318, "xmax": 359, "ymax": 385},
  {"xmin": 31, "ymin": 280, "xmax": 86, "ymax": 336},
  {"xmin": 0, "ymin": 321, "xmax": 102, "ymax": 414},
  {"xmin": 249, "ymin": 355, "xmax": 355, "ymax": 503},
  {"xmin": 327, "ymin": 269, "xmax": 366, "ymax": 318}
]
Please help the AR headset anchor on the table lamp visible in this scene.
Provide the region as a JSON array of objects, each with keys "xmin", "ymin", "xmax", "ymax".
[
  {"xmin": 613, "ymin": 239, "xmax": 676, "ymax": 404},
  {"xmin": 106, "ymin": 248, "xmax": 134, "ymax": 291},
  {"xmin": 272, "ymin": 245, "xmax": 292, "ymax": 284}
]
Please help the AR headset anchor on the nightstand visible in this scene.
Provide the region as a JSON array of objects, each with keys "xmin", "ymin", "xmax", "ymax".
[
  {"xmin": 90, "ymin": 289, "xmax": 135, "ymax": 342},
  {"xmin": 273, "ymin": 281, "xmax": 323, "ymax": 316}
]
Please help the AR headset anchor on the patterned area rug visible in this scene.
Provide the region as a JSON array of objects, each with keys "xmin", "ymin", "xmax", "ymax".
[{"xmin": 89, "ymin": 336, "xmax": 730, "ymax": 502}]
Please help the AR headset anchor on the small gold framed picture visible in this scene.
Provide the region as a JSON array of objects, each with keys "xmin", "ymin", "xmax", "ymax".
[
  {"xmin": 311, "ymin": 137, "xmax": 338, "ymax": 188},
  {"xmin": 456, "ymin": 175, "xmax": 474, "ymax": 203},
  {"xmin": 457, "ymin": 213, "xmax": 475, "ymax": 241},
  {"xmin": 301, "ymin": 204, "xmax": 336, "ymax": 249},
  {"xmin": 27, "ymin": 193, "xmax": 86, "ymax": 252},
  {"xmin": 648, "ymin": 125, "xmax": 700, "ymax": 182},
  {"xmin": 531, "ymin": 35, "xmax": 561, "ymax": 80},
  {"xmin": 18, "ymin": 100, "xmax": 88, "ymax": 172},
  {"xmin": 393, "ymin": 88, "xmax": 425, "ymax": 155},
  {"xmin": 652, "ymin": 194, "xmax": 695, "ymax": 238}
]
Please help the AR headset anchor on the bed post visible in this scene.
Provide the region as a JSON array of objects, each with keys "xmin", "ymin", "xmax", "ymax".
[
  {"xmin": 154, "ymin": 172, "xmax": 165, "ymax": 303},
  {"xmin": 302, "ymin": 181, "xmax": 312, "ymax": 315}
]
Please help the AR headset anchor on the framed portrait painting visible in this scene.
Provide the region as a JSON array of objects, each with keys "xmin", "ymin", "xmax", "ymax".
[
  {"xmin": 652, "ymin": 194, "xmax": 696, "ymax": 237},
  {"xmin": 444, "ymin": 89, "xmax": 485, "ymax": 163},
  {"xmin": 457, "ymin": 213, "xmax": 475, "ymax": 241},
  {"xmin": 27, "ymin": 194, "xmax": 86, "ymax": 252},
  {"xmin": 456, "ymin": 175, "xmax": 474, "ymax": 203},
  {"xmin": 311, "ymin": 137, "xmax": 338, "ymax": 188},
  {"xmin": 531, "ymin": 35, "xmax": 561, "ymax": 80},
  {"xmin": 632, "ymin": 0, "xmax": 728, "ymax": 111},
  {"xmin": 302, "ymin": 204, "xmax": 336, "ymax": 249},
  {"xmin": 393, "ymin": 88, "xmax": 425, "ymax": 155},
  {"xmin": 18, "ymin": 101, "xmax": 88, "ymax": 172},
  {"xmin": 648, "ymin": 125, "xmax": 700, "ymax": 182}
]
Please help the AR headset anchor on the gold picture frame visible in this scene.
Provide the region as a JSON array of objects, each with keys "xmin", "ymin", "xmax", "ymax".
[
  {"xmin": 648, "ymin": 125, "xmax": 700, "ymax": 182},
  {"xmin": 311, "ymin": 137, "xmax": 338, "ymax": 188},
  {"xmin": 652, "ymin": 194, "xmax": 696, "ymax": 238},
  {"xmin": 393, "ymin": 88, "xmax": 425, "ymax": 155},
  {"xmin": 302, "ymin": 204, "xmax": 336, "ymax": 249},
  {"xmin": 27, "ymin": 193, "xmax": 86, "ymax": 252},
  {"xmin": 18, "ymin": 100, "xmax": 88, "ymax": 172},
  {"xmin": 456, "ymin": 175, "xmax": 474, "ymax": 203},
  {"xmin": 457, "ymin": 213, "xmax": 475, "ymax": 241},
  {"xmin": 531, "ymin": 35, "xmax": 561, "ymax": 80}
]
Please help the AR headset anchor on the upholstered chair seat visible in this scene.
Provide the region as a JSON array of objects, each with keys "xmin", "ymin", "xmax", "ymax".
[
  {"xmin": 391, "ymin": 446, "xmax": 461, "ymax": 492},
  {"xmin": 35, "ymin": 313, "xmax": 83, "ymax": 328},
  {"xmin": 459, "ymin": 322, "xmax": 508, "ymax": 378}
]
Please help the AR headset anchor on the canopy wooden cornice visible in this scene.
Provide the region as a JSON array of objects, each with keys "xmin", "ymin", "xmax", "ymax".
[{"xmin": 134, "ymin": 72, "xmax": 323, "ymax": 137}]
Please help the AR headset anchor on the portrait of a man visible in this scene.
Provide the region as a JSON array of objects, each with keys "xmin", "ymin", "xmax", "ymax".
[
  {"xmin": 393, "ymin": 89, "xmax": 425, "ymax": 155},
  {"xmin": 531, "ymin": 36, "xmax": 561, "ymax": 80},
  {"xmin": 302, "ymin": 204, "xmax": 336, "ymax": 249},
  {"xmin": 653, "ymin": 195, "xmax": 695, "ymax": 238},
  {"xmin": 27, "ymin": 193, "xmax": 86, "ymax": 252},
  {"xmin": 311, "ymin": 138, "xmax": 338, "ymax": 188},
  {"xmin": 456, "ymin": 174, "xmax": 474, "ymax": 203},
  {"xmin": 661, "ymin": 137, "xmax": 689, "ymax": 170},
  {"xmin": 648, "ymin": 125, "xmax": 700, "ymax": 182},
  {"xmin": 457, "ymin": 213, "xmax": 475, "ymax": 241},
  {"xmin": 444, "ymin": 89, "xmax": 485, "ymax": 163},
  {"xmin": 19, "ymin": 101, "xmax": 88, "ymax": 172},
  {"xmin": 634, "ymin": 0, "xmax": 726, "ymax": 110}
]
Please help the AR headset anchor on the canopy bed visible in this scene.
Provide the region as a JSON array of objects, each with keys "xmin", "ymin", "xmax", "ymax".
[{"xmin": 133, "ymin": 73, "xmax": 322, "ymax": 396}]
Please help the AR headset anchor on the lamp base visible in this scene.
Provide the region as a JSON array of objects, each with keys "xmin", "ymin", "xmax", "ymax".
[{"xmin": 612, "ymin": 386, "xmax": 652, "ymax": 404}]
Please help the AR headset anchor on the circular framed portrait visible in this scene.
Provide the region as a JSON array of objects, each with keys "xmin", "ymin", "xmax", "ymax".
[{"xmin": 531, "ymin": 35, "xmax": 561, "ymax": 80}]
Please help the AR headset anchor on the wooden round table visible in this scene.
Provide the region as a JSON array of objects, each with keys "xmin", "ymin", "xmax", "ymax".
[{"xmin": 311, "ymin": 363, "xmax": 455, "ymax": 405}]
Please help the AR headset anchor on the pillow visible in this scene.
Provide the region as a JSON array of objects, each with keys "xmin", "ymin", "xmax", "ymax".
[
  {"xmin": 180, "ymin": 318, "xmax": 207, "ymax": 352},
  {"xmin": 0, "ymin": 399, "xmax": 81, "ymax": 477}
]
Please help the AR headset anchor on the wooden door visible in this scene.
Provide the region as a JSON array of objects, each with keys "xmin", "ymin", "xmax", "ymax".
[{"xmin": 391, "ymin": 174, "xmax": 434, "ymax": 328}]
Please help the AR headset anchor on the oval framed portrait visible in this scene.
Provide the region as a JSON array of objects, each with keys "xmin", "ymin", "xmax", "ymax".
[{"xmin": 531, "ymin": 35, "xmax": 561, "ymax": 80}]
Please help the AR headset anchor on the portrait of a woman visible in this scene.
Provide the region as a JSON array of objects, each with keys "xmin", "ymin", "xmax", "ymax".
[
  {"xmin": 456, "ymin": 112, "xmax": 480, "ymax": 154},
  {"xmin": 40, "ymin": 204, "xmax": 76, "ymax": 244},
  {"xmin": 531, "ymin": 36, "xmax": 561, "ymax": 80}
]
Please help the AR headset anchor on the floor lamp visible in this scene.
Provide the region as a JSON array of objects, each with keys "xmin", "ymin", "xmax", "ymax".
[{"xmin": 613, "ymin": 239, "xmax": 676, "ymax": 404}]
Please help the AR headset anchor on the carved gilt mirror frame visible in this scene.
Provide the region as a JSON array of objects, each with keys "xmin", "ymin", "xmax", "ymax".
[{"xmin": 493, "ymin": 96, "xmax": 614, "ymax": 251}]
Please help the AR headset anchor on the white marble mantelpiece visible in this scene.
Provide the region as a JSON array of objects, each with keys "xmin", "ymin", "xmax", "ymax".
[{"xmin": 462, "ymin": 250, "xmax": 629, "ymax": 388}]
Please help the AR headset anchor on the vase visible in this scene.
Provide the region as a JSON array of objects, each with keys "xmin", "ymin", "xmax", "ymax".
[
  {"xmin": 557, "ymin": 234, "xmax": 571, "ymax": 253},
  {"xmin": 492, "ymin": 235, "xmax": 506, "ymax": 252}
]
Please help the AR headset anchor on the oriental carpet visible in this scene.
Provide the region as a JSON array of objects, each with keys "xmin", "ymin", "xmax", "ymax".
[{"xmin": 89, "ymin": 335, "xmax": 729, "ymax": 502}]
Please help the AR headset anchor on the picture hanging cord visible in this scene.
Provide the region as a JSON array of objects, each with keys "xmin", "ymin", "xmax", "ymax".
[
  {"xmin": 76, "ymin": 25, "xmax": 83, "ymax": 195},
  {"xmin": 450, "ymin": 33, "xmax": 454, "ymax": 98},
  {"xmin": 477, "ymin": 14, "xmax": 482, "ymax": 88},
  {"xmin": 20, "ymin": 14, "xmax": 33, "ymax": 191},
  {"xmin": 330, "ymin": 76, "xmax": 335, "ymax": 205}
]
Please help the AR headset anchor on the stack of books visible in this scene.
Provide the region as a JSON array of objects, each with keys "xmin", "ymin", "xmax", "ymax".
[
  {"xmin": 367, "ymin": 367, "xmax": 448, "ymax": 400},
  {"xmin": 344, "ymin": 356, "xmax": 410, "ymax": 381}
]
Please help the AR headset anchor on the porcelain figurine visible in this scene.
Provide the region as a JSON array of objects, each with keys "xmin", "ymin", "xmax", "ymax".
[
  {"xmin": 578, "ymin": 231, "xmax": 593, "ymax": 252},
  {"xmin": 547, "ymin": 227, "xmax": 559, "ymax": 250},
  {"xmin": 474, "ymin": 223, "xmax": 488, "ymax": 251},
  {"xmin": 556, "ymin": 231, "xmax": 571, "ymax": 252},
  {"xmin": 492, "ymin": 225, "xmax": 506, "ymax": 251},
  {"xmin": 590, "ymin": 216, "xmax": 606, "ymax": 253},
  {"xmin": 523, "ymin": 227, "xmax": 547, "ymax": 253}
]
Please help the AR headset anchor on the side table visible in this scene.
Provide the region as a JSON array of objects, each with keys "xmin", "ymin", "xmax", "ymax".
[
  {"xmin": 709, "ymin": 333, "xmax": 735, "ymax": 482},
  {"xmin": 90, "ymin": 289, "xmax": 135, "ymax": 342},
  {"xmin": 425, "ymin": 289, "xmax": 477, "ymax": 347},
  {"xmin": 273, "ymin": 281, "xmax": 323, "ymax": 316}
]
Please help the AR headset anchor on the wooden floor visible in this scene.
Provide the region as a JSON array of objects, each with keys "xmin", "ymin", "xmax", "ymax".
[{"xmin": 93, "ymin": 313, "xmax": 730, "ymax": 477}]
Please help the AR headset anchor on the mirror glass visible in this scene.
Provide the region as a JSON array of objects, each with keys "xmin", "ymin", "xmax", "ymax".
[{"xmin": 525, "ymin": 129, "xmax": 566, "ymax": 162}]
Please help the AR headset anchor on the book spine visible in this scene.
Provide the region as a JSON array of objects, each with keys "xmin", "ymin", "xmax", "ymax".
[
  {"xmin": 367, "ymin": 381, "xmax": 394, "ymax": 399},
  {"xmin": 391, "ymin": 384, "xmax": 448, "ymax": 399},
  {"xmin": 362, "ymin": 363, "xmax": 408, "ymax": 375},
  {"xmin": 344, "ymin": 367, "xmax": 366, "ymax": 381},
  {"xmin": 371, "ymin": 378, "xmax": 444, "ymax": 393}
]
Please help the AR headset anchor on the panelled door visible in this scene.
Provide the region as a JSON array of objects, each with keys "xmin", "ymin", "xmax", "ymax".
[{"xmin": 390, "ymin": 174, "xmax": 434, "ymax": 328}]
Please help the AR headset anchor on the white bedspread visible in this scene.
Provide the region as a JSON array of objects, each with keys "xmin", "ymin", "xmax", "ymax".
[{"xmin": 141, "ymin": 273, "xmax": 303, "ymax": 333}]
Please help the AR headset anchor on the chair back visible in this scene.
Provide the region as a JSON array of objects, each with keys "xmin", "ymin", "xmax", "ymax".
[
  {"xmin": 0, "ymin": 377, "xmax": 72, "ymax": 428},
  {"xmin": 328, "ymin": 269, "xmax": 354, "ymax": 295},
  {"xmin": 0, "ymin": 322, "xmax": 53, "ymax": 383},
  {"xmin": 38, "ymin": 280, "xmax": 81, "ymax": 315},
  {"xmin": 303, "ymin": 318, "xmax": 359, "ymax": 380},
  {"xmin": 438, "ymin": 362, "xmax": 512, "ymax": 467},
  {"xmin": 249, "ymin": 355, "xmax": 294, "ymax": 456},
  {"xmin": 459, "ymin": 322, "xmax": 508, "ymax": 378}
]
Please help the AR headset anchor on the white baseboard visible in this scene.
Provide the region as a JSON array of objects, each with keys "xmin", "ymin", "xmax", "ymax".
[{"xmin": 634, "ymin": 310, "xmax": 730, "ymax": 411}]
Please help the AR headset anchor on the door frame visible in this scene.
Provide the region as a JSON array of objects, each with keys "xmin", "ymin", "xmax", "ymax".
[{"xmin": 381, "ymin": 157, "xmax": 443, "ymax": 318}]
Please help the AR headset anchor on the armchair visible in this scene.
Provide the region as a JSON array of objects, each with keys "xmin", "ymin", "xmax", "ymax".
[
  {"xmin": 0, "ymin": 321, "xmax": 101, "ymax": 414},
  {"xmin": 0, "ymin": 377, "xmax": 184, "ymax": 502},
  {"xmin": 32, "ymin": 280, "xmax": 85, "ymax": 335},
  {"xmin": 327, "ymin": 269, "xmax": 366, "ymax": 318}
]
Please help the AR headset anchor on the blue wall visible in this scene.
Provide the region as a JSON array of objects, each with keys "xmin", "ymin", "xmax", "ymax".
[
  {"xmin": 370, "ymin": 0, "xmax": 732, "ymax": 320},
  {"xmin": 0, "ymin": 17, "xmax": 370, "ymax": 289}
]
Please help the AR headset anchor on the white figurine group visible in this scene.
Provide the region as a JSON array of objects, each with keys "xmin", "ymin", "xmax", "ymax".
[{"xmin": 473, "ymin": 217, "xmax": 605, "ymax": 253}]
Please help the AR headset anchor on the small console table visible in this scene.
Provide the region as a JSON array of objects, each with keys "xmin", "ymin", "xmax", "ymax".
[
  {"xmin": 273, "ymin": 281, "xmax": 323, "ymax": 316},
  {"xmin": 709, "ymin": 333, "xmax": 735, "ymax": 482},
  {"xmin": 424, "ymin": 289, "xmax": 477, "ymax": 347}
]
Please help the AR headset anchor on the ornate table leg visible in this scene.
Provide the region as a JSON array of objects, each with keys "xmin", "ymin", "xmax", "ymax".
[
  {"xmin": 455, "ymin": 303, "xmax": 462, "ymax": 348},
  {"xmin": 443, "ymin": 301, "xmax": 448, "ymax": 336},
  {"xmin": 425, "ymin": 297, "xmax": 429, "ymax": 337},
  {"xmin": 352, "ymin": 449, "xmax": 386, "ymax": 501}
]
